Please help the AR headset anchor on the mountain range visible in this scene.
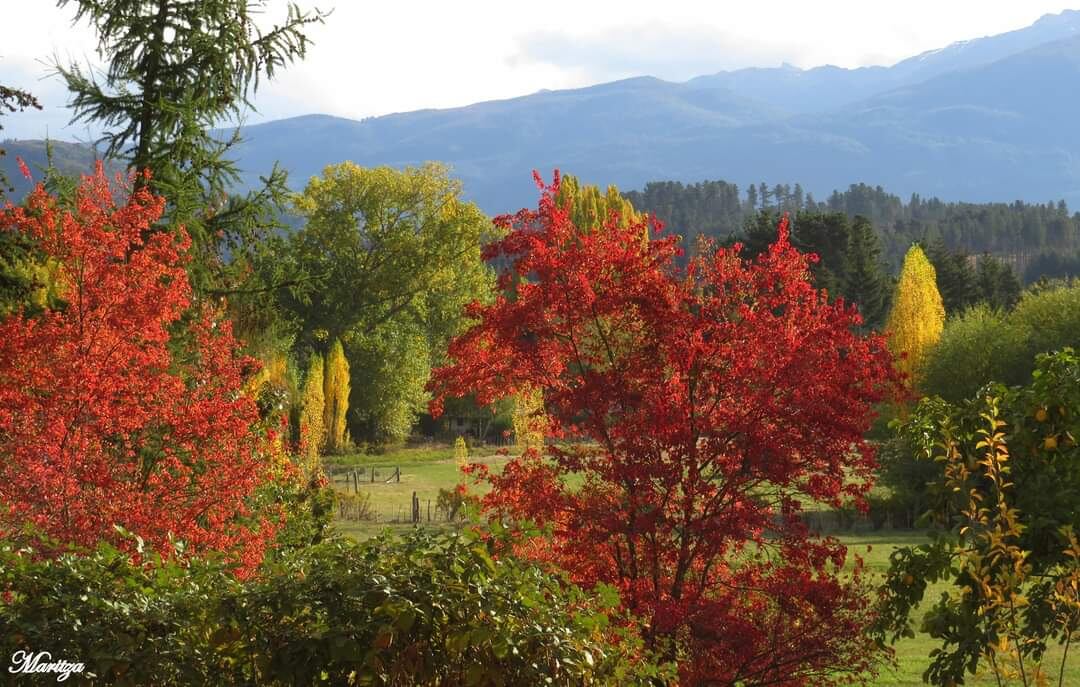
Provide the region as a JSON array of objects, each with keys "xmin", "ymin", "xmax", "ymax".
[{"xmin": 5, "ymin": 9, "xmax": 1080, "ymax": 214}]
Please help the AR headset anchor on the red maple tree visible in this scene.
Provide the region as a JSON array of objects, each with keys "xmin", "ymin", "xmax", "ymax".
[
  {"xmin": 430, "ymin": 172, "xmax": 901, "ymax": 685},
  {"xmin": 0, "ymin": 165, "xmax": 280, "ymax": 575}
]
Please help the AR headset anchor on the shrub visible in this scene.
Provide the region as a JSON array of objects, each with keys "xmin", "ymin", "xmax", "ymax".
[
  {"xmin": 923, "ymin": 281, "xmax": 1080, "ymax": 401},
  {"xmin": 877, "ymin": 349, "xmax": 1080, "ymax": 686},
  {"xmin": 0, "ymin": 529, "xmax": 665, "ymax": 685}
]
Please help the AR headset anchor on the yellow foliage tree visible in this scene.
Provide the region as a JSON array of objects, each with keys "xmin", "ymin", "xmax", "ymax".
[
  {"xmin": 885, "ymin": 245, "xmax": 946, "ymax": 388},
  {"xmin": 299, "ymin": 353, "xmax": 325, "ymax": 475},
  {"xmin": 512, "ymin": 386, "xmax": 546, "ymax": 454},
  {"xmin": 454, "ymin": 435, "xmax": 468, "ymax": 471},
  {"xmin": 323, "ymin": 339, "xmax": 350, "ymax": 453},
  {"xmin": 556, "ymin": 174, "xmax": 646, "ymax": 243}
]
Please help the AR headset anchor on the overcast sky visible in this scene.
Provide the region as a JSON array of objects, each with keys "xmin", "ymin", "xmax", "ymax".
[{"xmin": 1, "ymin": 1, "xmax": 1077, "ymax": 140}]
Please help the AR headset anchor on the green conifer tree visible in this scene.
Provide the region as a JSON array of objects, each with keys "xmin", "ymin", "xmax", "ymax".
[{"xmin": 843, "ymin": 216, "xmax": 891, "ymax": 330}]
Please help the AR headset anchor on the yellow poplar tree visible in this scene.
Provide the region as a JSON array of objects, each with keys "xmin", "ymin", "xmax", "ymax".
[
  {"xmin": 556, "ymin": 174, "xmax": 646, "ymax": 243},
  {"xmin": 512, "ymin": 386, "xmax": 546, "ymax": 454},
  {"xmin": 323, "ymin": 339, "xmax": 351, "ymax": 453},
  {"xmin": 885, "ymin": 245, "xmax": 946, "ymax": 388},
  {"xmin": 454, "ymin": 435, "xmax": 468, "ymax": 471},
  {"xmin": 299, "ymin": 353, "xmax": 325, "ymax": 474}
]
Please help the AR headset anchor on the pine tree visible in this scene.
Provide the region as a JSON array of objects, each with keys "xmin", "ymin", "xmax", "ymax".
[
  {"xmin": 885, "ymin": 245, "xmax": 946, "ymax": 387},
  {"xmin": 843, "ymin": 216, "xmax": 891, "ymax": 330},
  {"xmin": 323, "ymin": 339, "xmax": 350, "ymax": 453},
  {"xmin": 299, "ymin": 353, "xmax": 325, "ymax": 473},
  {"xmin": 54, "ymin": 0, "xmax": 325, "ymax": 292},
  {"xmin": 925, "ymin": 240, "xmax": 978, "ymax": 315},
  {"xmin": 976, "ymin": 254, "xmax": 1022, "ymax": 310}
]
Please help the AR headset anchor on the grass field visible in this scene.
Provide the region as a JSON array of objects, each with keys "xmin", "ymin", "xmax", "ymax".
[
  {"xmin": 325, "ymin": 445, "xmax": 509, "ymax": 540},
  {"xmin": 843, "ymin": 533, "xmax": 1078, "ymax": 686},
  {"xmin": 326, "ymin": 447, "xmax": 1077, "ymax": 686}
]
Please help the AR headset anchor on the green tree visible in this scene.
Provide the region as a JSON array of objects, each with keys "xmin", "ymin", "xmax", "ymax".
[
  {"xmin": 281, "ymin": 162, "xmax": 496, "ymax": 444},
  {"xmin": 925, "ymin": 239, "xmax": 979, "ymax": 315},
  {"xmin": 885, "ymin": 245, "xmax": 946, "ymax": 387},
  {"xmin": 842, "ymin": 216, "xmax": 891, "ymax": 329},
  {"xmin": 322, "ymin": 339, "xmax": 349, "ymax": 453},
  {"xmin": 921, "ymin": 281, "xmax": 1080, "ymax": 401},
  {"xmin": 921, "ymin": 304, "xmax": 1027, "ymax": 402},
  {"xmin": 976, "ymin": 253, "xmax": 1022, "ymax": 310},
  {"xmin": 54, "ymin": 0, "xmax": 325, "ymax": 291},
  {"xmin": 345, "ymin": 320, "xmax": 430, "ymax": 445},
  {"xmin": 876, "ymin": 350, "xmax": 1080, "ymax": 687},
  {"xmin": 740, "ymin": 210, "xmax": 890, "ymax": 328}
]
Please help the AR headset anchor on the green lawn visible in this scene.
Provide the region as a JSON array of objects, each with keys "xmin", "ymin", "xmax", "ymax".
[
  {"xmin": 326, "ymin": 445, "xmax": 509, "ymax": 540},
  {"xmin": 326, "ymin": 450, "xmax": 1077, "ymax": 686},
  {"xmin": 841, "ymin": 532, "xmax": 1078, "ymax": 686}
]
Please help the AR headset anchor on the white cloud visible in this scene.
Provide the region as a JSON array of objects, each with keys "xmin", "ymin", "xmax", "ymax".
[{"xmin": 1, "ymin": 0, "xmax": 1077, "ymax": 140}]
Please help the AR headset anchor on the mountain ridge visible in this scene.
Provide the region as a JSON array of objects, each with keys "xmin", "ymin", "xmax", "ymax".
[{"xmin": 5, "ymin": 9, "xmax": 1080, "ymax": 213}]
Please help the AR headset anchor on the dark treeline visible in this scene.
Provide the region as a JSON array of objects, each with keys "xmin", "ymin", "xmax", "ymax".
[{"xmin": 624, "ymin": 180, "xmax": 1080, "ymax": 281}]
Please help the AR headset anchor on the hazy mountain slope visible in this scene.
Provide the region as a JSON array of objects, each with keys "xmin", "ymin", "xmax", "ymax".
[
  {"xmin": 232, "ymin": 76, "xmax": 784, "ymax": 208},
  {"xmin": 228, "ymin": 32, "xmax": 1080, "ymax": 212},
  {"xmin": 685, "ymin": 9, "xmax": 1080, "ymax": 114},
  {"xmin": 0, "ymin": 140, "xmax": 100, "ymax": 199},
  {"xmin": 6, "ymin": 11, "xmax": 1080, "ymax": 214}
]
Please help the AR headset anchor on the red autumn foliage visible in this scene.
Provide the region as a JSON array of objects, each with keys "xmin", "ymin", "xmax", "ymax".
[
  {"xmin": 430, "ymin": 172, "xmax": 902, "ymax": 685},
  {"xmin": 0, "ymin": 165, "xmax": 279, "ymax": 575}
]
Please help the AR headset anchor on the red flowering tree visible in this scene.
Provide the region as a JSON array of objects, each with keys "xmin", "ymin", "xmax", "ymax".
[
  {"xmin": 430, "ymin": 173, "xmax": 902, "ymax": 685},
  {"xmin": 0, "ymin": 165, "xmax": 280, "ymax": 574}
]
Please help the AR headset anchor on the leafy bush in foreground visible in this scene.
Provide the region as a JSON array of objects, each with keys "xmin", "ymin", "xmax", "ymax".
[{"xmin": 0, "ymin": 528, "xmax": 662, "ymax": 685}]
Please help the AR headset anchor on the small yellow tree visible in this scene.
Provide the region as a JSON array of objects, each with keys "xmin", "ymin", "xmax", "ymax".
[
  {"xmin": 454, "ymin": 435, "xmax": 468, "ymax": 471},
  {"xmin": 299, "ymin": 353, "xmax": 325, "ymax": 475},
  {"xmin": 885, "ymin": 245, "xmax": 946, "ymax": 388},
  {"xmin": 556, "ymin": 174, "xmax": 646, "ymax": 242},
  {"xmin": 323, "ymin": 339, "xmax": 350, "ymax": 453},
  {"xmin": 511, "ymin": 386, "xmax": 546, "ymax": 454}
]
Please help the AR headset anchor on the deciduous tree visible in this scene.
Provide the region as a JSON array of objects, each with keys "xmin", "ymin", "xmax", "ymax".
[
  {"xmin": 298, "ymin": 353, "xmax": 325, "ymax": 472},
  {"xmin": 877, "ymin": 349, "xmax": 1080, "ymax": 687},
  {"xmin": 0, "ymin": 166, "xmax": 279, "ymax": 572},
  {"xmin": 431, "ymin": 172, "xmax": 900, "ymax": 685},
  {"xmin": 280, "ymin": 162, "xmax": 497, "ymax": 444},
  {"xmin": 885, "ymin": 245, "xmax": 946, "ymax": 387},
  {"xmin": 322, "ymin": 338, "xmax": 350, "ymax": 453}
]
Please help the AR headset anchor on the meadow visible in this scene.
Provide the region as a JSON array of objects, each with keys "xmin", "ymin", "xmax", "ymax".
[{"xmin": 327, "ymin": 447, "xmax": 1080, "ymax": 687}]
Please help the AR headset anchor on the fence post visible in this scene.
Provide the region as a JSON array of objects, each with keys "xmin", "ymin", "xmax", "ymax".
[
  {"xmin": 370, "ymin": 466, "xmax": 375, "ymax": 483},
  {"xmin": 395, "ymin": 466, "xmax": 401, "ymax": 483}
]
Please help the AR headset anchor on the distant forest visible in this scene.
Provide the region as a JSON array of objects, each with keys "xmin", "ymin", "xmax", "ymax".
[{"xmin": 624, "ymin": 180, "xmax": 1080, "ymax": 282}]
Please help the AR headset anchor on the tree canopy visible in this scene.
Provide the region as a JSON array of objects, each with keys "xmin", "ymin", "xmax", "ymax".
[
  {"xmin": 278, "ymin": 162, "xmax": 498, "ymax": 444},
  {"xmin": 54, "ymin": 0, "xmax": 326, "ymax": 291}
]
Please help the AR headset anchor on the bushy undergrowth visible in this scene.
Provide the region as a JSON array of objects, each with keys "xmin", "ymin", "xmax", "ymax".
[{"xmin": 0, "ymin": 528, "xmax": 664, "ymax": 686}]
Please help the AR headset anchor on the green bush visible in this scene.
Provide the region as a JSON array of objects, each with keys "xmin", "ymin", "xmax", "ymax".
[
  {"xmin": 875, "ymin": 349, "xmax": 1080, "ymax": 686},
  {"xmin": 0, "ymin": 529, "xmax": 663, "ymax": 686},
  {"xmin": 922, "ymin": 281, "xmax": 1080, "ymax": 401}
]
